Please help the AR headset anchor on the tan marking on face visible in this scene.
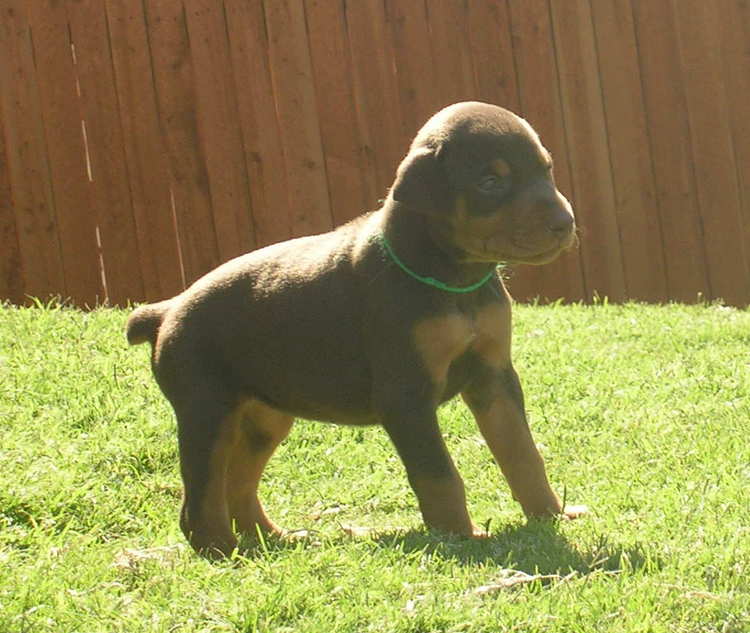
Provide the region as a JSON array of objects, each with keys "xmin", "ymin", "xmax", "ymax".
[
  {"xmin": 492, "ymin": 158, "xmax": 511, "ymax": 178},
  {"xmin": 413, "ymin": 314, "xmax": 474, "ymax": 386},
  {"xmin": 471, "ymin": 300, "xmax": 512, "ymax": 369}
]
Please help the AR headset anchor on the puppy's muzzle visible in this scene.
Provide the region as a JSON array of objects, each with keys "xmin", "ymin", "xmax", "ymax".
[
  {"xmin": 527, "ymin": 184, "xmax": 576, "ymax": 250},
  {"xmin": 547, "ymin": 192, "xmax": 576, "ymax": 248}
]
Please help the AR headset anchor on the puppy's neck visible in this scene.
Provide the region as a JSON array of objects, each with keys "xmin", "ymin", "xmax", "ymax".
[{"xmin": 380, "ymin": 201, "xmax": 497, "ymax": 290}]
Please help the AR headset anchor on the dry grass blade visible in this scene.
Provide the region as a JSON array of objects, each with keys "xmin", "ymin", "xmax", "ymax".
[
  {"xmin": 472, "ymin": 570, "xmax": 578, "ymax": 594},
  {"xmin": 113, "ymin": 544, "xmax": 185, "ymax": 570}
]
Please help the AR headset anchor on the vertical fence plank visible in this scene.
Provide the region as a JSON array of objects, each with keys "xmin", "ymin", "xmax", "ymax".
[
  {"xmin": 144, "ymin": 0, "xmax": 220, "ymax": 286},
  {"xmin": 387, "ymin": 0, "xmax": 440, "ymax": 136},
  {"xmin": 27, "ymin": 0, "xmax": 103, "ymax": 306},
  {"xmin": 224, "ymin": 0, "xmax": 292, "ymax": 247},
  {"xmin": 549, "ymin": 0, "xmax": 625, "ymax": 302},
  {"xmin": 590, "ymin": 0, "xmax": 667, "ymax": 303},
  {"xmin": 631, "ymin": 1, "xmax": 709, "ymax": 304},
  {"xmin": 425, "ymin": 0, "xmax": 476, "ymax": 106},
  {"xmin": 67, "ymin": 0, "xmax": 145, "ymax": 306},
  {"xmin": 184, "ymin": 0, "xmax": 255, "ymax": 262},
  {"xmin": 105, "ymin": 0, "xmax": 183, "ymax": 301},
  {"xmin": 345, "ymin": 0, "xmax": 406, "ymax": 200},
  {"xmin": 672, "ymin": 0, "xmax": 748, "ymax": 306},
  {"xmin": 0, "ymin": 0, "xmax": 63, "ymax": 303},
  {"xmin": 263, "ymin": 0, "xmax": 332, "ymax": 238},
  {"xmin": 0, "ymin": 90, "xmax": 24, "ymax": 304},
  {"xmin": 717, "ymin": 0, "xmax": 750, "ymax": 300},
  {"xmin": 304, "ymin": 0, "xmax": 371, "ymax": 226},
  {"xmin": 507, "ymin": 0, "xmax": 585, "ymax": 303},
  {"xmin": 467, "ymin": 0, "xmax": 520, "ymax": 110}
]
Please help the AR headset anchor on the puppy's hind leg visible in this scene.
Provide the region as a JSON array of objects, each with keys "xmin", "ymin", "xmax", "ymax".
[
  {"xmin": 171, "ymin": 382, "xmax": 240, "ymax": 559},
  {"xmin": 225, "ymin": 400, "xmax": 293, "ymax": 542}
]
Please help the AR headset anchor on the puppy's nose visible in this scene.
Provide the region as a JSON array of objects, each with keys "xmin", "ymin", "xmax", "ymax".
[{"xmin": 548, "ymin": 210, "xmax": 575, "ymax": 236}]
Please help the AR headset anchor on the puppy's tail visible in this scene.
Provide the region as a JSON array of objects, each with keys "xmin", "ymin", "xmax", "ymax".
[{"xmin": 125, "ymin": 300, "xmax": 171, "ymax": 346}]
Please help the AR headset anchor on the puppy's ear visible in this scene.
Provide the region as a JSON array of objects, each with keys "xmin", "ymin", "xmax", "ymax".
[{"xmin": 390, "ymin": 145, "xmax": 448, "ymax": 214}]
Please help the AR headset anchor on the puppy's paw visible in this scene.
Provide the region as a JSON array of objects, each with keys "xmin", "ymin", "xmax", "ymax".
[
  {"xmin": 280, "ymin": 529, "xmax": 313, "ymax": 541},
  {"xmin": 471, "ymin": 528, "xmax": 490, "ymax": 539},
  {"xmin": 560, "ymin": 504, "xmax": 588, "ymax": 520}
]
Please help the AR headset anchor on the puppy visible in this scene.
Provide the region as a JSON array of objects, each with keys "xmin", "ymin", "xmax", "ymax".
[{"xmin": 127, "ymin": 101, "xmax": 585, "ymax": 558}]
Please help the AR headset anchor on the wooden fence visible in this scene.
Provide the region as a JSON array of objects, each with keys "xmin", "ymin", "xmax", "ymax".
[{"xmin": 1, "ymin": 0, "xmax": 749, "ymax": 307}]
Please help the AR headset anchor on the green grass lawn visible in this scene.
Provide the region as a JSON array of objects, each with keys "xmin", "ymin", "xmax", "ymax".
[{"xmin": 1, "ymin": 300, "xmax": 748, "ymax": 632}]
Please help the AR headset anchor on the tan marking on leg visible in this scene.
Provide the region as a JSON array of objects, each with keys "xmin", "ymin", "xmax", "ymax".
[
  {"xmin": 468, "ymin": 396, "xmax": 562, "ymax": 517},
  {"xmin": 225, "ymin": 399, "xmax": 293, "ymax": 539},
  {"xmin": 410, "ymin": 470, "xmax": 476, "ymax": 535},
  {"xmin": 182, "ymin": 417, "xmax": 238, "ymax": 558}
]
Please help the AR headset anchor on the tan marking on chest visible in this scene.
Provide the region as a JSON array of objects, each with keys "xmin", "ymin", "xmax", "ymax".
[
  {"xmin": 413, "ymin": 314, "xmax": 475, "ymax": 385},
  {"xmin": 470, "ymin": 300, "xmax": 512, "ymax": 369}
]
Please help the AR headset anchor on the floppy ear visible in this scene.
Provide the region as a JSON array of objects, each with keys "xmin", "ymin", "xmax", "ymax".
[{"xmin": 390, "ymin": 145, "xmax": 448, "ymax": 214}]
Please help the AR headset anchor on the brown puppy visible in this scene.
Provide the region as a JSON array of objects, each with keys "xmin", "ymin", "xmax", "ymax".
[{"xmin": 127, "ymin": 101, "xmax": 585, "ymax": 558}]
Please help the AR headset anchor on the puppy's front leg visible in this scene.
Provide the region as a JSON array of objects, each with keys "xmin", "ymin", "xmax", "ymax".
[
  {"xmin": 463, "ymin": 366, "xmax": 584, "ymax": 519},
  {"xmin": 380, "ymin": 401, "xmax": 478, "ymax": 535}
]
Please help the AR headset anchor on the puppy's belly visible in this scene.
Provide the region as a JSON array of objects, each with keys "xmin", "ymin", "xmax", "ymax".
[
  {"xmin": 259, "ymin": 395, "xmax": 380, "ymax": 426},
  {"xmin": 248, "ymin": 375, "xmax": 379, "ymax": 426},
  {"xmin": 232, "ymin": 347, "xmax": 378, "ymax": 426}
]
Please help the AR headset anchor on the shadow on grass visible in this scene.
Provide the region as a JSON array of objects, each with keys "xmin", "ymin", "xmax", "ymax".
[
  {"xmin": 233, "ymin": 521, "xmax": 660, "ymax": 578},
  {"xmin": 368, "ymin": 521, "xmax": 660, "ymax": 577}
]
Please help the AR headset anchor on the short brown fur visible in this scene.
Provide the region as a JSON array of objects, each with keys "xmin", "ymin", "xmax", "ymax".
[{"xmin": 126, "ymin": 101, "xmax": 585, "ymax": 558}]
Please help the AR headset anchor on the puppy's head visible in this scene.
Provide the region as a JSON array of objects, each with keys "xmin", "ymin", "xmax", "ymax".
[{"xmin": 390, "ymin": 101, "xmax": 576, "ymax": 265}]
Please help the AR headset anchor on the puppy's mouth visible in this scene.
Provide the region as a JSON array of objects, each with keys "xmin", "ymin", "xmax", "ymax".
[
  {"xmin": 512, "ymin": 244, "xmax": 566, "ymax": 265},
  {"xmin": 510, "ymin": 230, "xmax": 577, "ymax": 264},
  {"xmin": 460, "ymin": 231, "xmax": 576, "ymax": 265}
]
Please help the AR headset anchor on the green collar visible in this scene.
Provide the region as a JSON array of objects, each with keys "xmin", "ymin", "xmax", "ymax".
[{"xmin": 378, "ymin": 233, "xmax": 496, "ymax": 293}]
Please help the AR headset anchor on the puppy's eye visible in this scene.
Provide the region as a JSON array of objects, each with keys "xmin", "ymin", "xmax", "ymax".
[{"xmin": 477, "ymin": 173, "xmax": 510, "ymax": 194}]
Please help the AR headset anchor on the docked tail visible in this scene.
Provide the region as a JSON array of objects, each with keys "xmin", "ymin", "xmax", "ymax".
[{"xmin": 125, "ymin": 300, "xmax": 171, "ymax": 346}]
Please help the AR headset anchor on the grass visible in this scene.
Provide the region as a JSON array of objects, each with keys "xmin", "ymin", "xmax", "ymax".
[{"xmin": 1, "ymin": 298, "xmax": 749, "ymax": 632}]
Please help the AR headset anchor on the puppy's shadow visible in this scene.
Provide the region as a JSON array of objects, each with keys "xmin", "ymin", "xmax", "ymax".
[
  {"xmin": 369, "ymin": 522, "xmax": 656, "ymax": 577},
  {"xmin": 234, "ymin": 522, "xmax": 658, "ymax": 578}
]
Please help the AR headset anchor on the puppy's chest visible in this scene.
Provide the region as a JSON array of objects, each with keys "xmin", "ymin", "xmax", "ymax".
[{"xmin": 413, "ymin": 301, "xmax": 510, "ymax": 392}]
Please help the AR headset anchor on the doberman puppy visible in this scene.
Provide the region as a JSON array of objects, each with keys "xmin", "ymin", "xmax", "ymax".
[{"xmin": 126, "ymin": 101, "xmax": 586, "ymax": 558}]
